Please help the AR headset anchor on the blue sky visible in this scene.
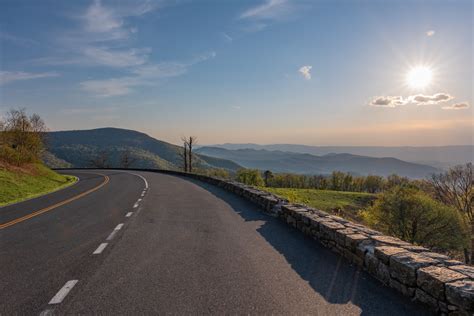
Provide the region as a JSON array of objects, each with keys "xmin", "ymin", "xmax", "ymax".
[{"xmin": 0, "ymin": 0, "xmax": 472, "ymax": 146}]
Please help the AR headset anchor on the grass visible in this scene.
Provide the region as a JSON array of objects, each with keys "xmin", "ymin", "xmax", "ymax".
[
  {"xmin": 0, "ymin": 163, "xmax": 77, "ymax": 207},
  {"xmin": 260, "ymin": 187, "xmax": 377, "ymax": 222}
]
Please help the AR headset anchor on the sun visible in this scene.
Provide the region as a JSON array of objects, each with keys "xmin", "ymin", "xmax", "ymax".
[{"xmin": 406, "ymin": 66, "xmax": 433, "ymax": 89}]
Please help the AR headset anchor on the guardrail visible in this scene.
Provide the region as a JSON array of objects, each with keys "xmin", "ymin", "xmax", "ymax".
[{"xmin": 57, "ymin": 168, "xmax": 474, "ymax": 314}]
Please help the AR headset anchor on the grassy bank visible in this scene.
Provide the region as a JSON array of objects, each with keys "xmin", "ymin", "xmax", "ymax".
[
  {"xmin": 0, "ymin": 163, "xmax": 76, "ymax": 207},
  {"xmin": 261, "ymin": 187, "xmax": 377, "ymax": 222}
]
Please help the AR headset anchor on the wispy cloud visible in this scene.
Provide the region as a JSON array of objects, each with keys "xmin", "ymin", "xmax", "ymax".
[
  {"xmin": 80, "ymin": 52, "xmax": 216, "ymax": 97},
  {"xmin": 240, "ymin": 0, "xmax": 291, "ymax": 20},
  {"xmin": 442, "ymin": 102, "xmax": 470, "ymax": 110},
  {"xmin": 426, "ymin": 30, "xmax": 435, "ymax": 37},
  {"xmin": 82, "ymin": 46, "xmax": 150, "ymax": 67},
  {"xmin": 0, "ymin": 31, "xmax": 38, "ymax": 47},
  {"xmin": 0, "ymin": 71, "xmax": 60, "ymax": 85},
  {"xmin": 298, "ymin": 65, "xmax": 312, "ymax": 80},
  {"xmin": 221, "ymin": 32, "xmax": 233, "ymax": 42}
]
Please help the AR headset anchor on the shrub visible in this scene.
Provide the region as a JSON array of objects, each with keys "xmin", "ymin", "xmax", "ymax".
[
  {"xmin": 235, "ymin": 169, "xmax": 264, "ymax": 186},
  {"xmin": 362, "ymin": 185, "xmax": 468, "ymax": 252}
]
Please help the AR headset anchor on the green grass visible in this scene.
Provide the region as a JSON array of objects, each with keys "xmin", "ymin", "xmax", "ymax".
[
  {"xmin": 261, "ymin": 187, "xmax": 377, "ymax": 221},
  {"xmin": 0, "ymin": 163, "xmax": 77, "ymax": 207}
]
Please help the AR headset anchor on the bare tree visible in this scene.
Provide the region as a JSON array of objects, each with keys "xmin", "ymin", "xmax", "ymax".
[
  {"xmin": 180, "ymin": 137, "xmax": 188, "ymax": 172},
  {"xmin": 187, "ymin": 136, "xmax": 197, "ymax": 173},
  {"xmin": 429, "ymin": 163, "xmax": 473, "ymax": 263},
  {"xmin": 120, "ymin": 149, "xmax": 136, "ymax": 169}
]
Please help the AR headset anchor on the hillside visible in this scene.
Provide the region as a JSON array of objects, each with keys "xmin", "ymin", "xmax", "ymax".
[
  {"xmin": 195, "ymin": 147, "xmax": 439, "ymax": 178},
  {"xmin": 210, "ymin": 144, "xmax": 474, "ymax": 168},
  {"xmin": 0, "ymin": 163, "xmax": 76, "ymax": 206},
  {"xmin": 45, "ymin": 128, "xmax": 241, "ymax": 171}
]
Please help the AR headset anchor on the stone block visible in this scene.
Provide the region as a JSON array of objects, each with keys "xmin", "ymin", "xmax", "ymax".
[
  {"xmin": 389, "ymin": 278, "xmax": 415, "ymax": 297},
  {"xmin": 345, "ymin": 234, "xmax": 370, "ymax": 252},
  {"xmin": 449, "ymin": 265, "xmax": 474, "ymax": 279},
  {"xmin": 390, "ymin": 252, "xmax": 439, "ymax": 286},
  {"xmin": 415, "ymin": 288, "xmax": 439, "ymax": 310},
  {"xmin": 374, "ymin": 246, "xmax": 408, "ymax": 265},
  {"xmin": 370, "ymin": 235, "xmax": 411, "ymax": 247},
  {"xmin": 334, "ymin": 228, "xmax": 357, "ymax": 247},
  {"xmin": 319, "ymin": 221, "xmax": 345, "ymax": 241},
  {"xmin": 446, "ymin": 280, "xmax": 474, "ymax": 312},
  {"xmin": 417, "ymin": 266, "xmax": 467, "ymax": 300},
  {"xmin": 401, "ymin": 245, "xmax": 430, "ymax": 253}
]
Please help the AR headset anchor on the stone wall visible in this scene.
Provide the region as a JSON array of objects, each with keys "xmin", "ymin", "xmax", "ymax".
[{"xmin": 154, "ymin": 170, "xmax": 473, "ymax": 315}]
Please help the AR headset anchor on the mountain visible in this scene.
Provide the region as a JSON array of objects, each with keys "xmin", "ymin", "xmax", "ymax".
[
  {"xmin": 206, "ymin": 144, "xmax": 474, "ymax": 169},
  {"xmin": 195, "ymin": 147, "xmax": 440, "ymax": 178},
  {"xmin": 44, "ymin": 128, "xmax": 242, "ymax": 171}
]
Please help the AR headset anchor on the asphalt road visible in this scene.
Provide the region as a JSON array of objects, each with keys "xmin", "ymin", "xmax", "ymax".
[{"xmin": 0, "ymin": 170, "xmax": 432, "ymax": 315}]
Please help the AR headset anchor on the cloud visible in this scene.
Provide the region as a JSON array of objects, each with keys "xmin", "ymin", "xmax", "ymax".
[
  {"xmin": 369, "ymin": 96, "xmax": 408, "ymax": 107},
  {"xmin": 0, "ymin": 31, "xmax": 38, "ymax": 46},
  {"xmin": 298, "ymin": 65, "xmax": 312, "ymax": 80},
  {"xmin": 81, "ymin": 52, "xmax": 216, "ymax": 97},
  {"xmin": 369, "ymin": 93, "xmax": 456, "ymax": 108},
  {"xmin": 0, "ymin": 71, "xmax": 60, "ymax": 85},
  {"xmin": 221, "ymin": 32, "xmax": 233, "ymax": 42},
  {"xmin": 442, "ymin": 102, "xmax": 470, "ymax": 110},
  {"xmin": 426, "ymin": 30, "xmax": 435, "ymax": 37},
  {"xmin": 240, "ymin": 0, "xmax": 291, "ymax": 20},
  {"xmin": 409, "ymin": 93, "xmax": 454, "ymax": 105},
  {"xmin": 82, "ymin": 46, "xmax": 150, "ymax": 67}
]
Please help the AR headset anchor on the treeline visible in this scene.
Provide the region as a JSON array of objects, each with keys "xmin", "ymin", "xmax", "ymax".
[
  {"xmin": 235, "ymin": 169, "xmax": 415, "ymax": 193},
  {"xmin": 0, "ymin": 109, "xmax": 46, "ymax": 166}
]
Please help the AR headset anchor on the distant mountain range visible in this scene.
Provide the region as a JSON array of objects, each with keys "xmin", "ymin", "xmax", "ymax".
[
  {"xmin": 44, "ymin": 128, "xmax": 242, "ymax": 171},
  {"xmin": 195, "ymin": 147, "xmax": 440, "ymax": 178},
  {"xmin": 206, "ymin": 144, "xmax": 473, "ymax": 169}
]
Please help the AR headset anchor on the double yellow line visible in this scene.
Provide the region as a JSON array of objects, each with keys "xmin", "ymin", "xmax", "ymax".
[{"xmin": 0, "ymin": 174, "xmax": 110, "ymax": 230}]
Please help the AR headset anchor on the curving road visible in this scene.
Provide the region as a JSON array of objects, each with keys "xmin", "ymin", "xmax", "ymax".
[{"xmin": 0, "ymin": 170, "xmax": 432, "ymax": 315}]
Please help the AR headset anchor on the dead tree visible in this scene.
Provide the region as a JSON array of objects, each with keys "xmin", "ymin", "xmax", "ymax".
[
  {"xmin": 180, "ymin": 137, "xmax": 188, "ymax": 172},
  {"xmin": 120, "ymin": 149, "xmax": 136, "ymax": 169},
  {"xmin": 187, "ymin": 136, "xmax": 197, "ymax": 173},
  {"xmin": 180, "ymin": 136, "xmax": 197, "ymax": 172}
]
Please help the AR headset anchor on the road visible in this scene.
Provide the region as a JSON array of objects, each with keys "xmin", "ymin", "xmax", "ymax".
[{"xmin": 0, "ymin": 170, "xmax": 432, "ymax": 315}]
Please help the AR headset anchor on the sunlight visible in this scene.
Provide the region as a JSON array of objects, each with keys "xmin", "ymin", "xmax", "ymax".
[{"xmin": 406, "ymin": 66, "xmax": 433, "ymax": 89}]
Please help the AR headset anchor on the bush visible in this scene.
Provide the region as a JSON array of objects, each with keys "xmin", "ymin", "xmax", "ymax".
[
  {"xmin": 235, "ymin": 169, "xmax": 264, "ymax": 186},
  {"xmin": 362, "ymin": 185, "xmax": 468, "ymax": 252}
]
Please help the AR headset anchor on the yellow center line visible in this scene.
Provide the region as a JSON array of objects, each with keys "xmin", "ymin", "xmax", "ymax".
[{"xmin": 0, "ymin": 174, "xmax": 110, "ymax": 230}]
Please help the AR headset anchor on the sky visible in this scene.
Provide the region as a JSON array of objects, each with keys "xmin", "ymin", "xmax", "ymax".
[{"xmin": 0, "ymin": 0, "xmax": 472, "ymax": 146}]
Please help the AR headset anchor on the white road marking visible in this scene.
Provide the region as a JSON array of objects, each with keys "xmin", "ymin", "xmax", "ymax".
[
  {"xmin": 138, "ymin": 198, "xmax": 142, "ymax": 202},
  {"xmin": 125, "ymin": 172, "xmax": 149, "ymax": 189},
  {"xmin": 39, "ymin": 309, "xmax": 54, "ymax": 316},
  {"xmin": 126, "ymin": 212, "xmax": 133, "ymax": 217},
  {"xmin": 133, "ymin": 203, "xmax": 139, "ymax": 208},
  {"xmin": 49, "ymin": 280, "xmax": 78, "ymax": 304},
  {"xmin": 93, "ymin": 243, "xmax": 108, "ymax": 254},
  {"xmin": 114, "ymin": 223, "xmax": 124, "ymax": 230},
  {"xmin": 106, "ymin": 230, "xmax": 117, "ymax": 241}
]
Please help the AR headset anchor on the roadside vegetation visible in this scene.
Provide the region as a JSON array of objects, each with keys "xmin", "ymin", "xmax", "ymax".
[
  {"xmin": 0, "ymin": 109, "xmax": 76, "ymax": 206},
  {"xmin": 234, "ymin": 166, "xmax": 473, "ymax": 264}
]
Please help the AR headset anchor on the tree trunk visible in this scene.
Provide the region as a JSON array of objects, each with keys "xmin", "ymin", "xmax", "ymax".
[{"xmin": 183, "ymin": 143, "xmax": 188, "ymax": 172}]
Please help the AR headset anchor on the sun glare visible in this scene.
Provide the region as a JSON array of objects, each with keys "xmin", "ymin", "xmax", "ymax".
[{"xmin": 406, "ymin": 66, "xmax": 433, "ymax": 89}]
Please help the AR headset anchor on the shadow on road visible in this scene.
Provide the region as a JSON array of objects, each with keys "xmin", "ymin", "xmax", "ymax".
[{"xmin": 183, "ymin": 177, "xmax": 433, "ymax": 316}]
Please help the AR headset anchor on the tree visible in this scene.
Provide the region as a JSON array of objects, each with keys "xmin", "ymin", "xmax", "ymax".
[
  {"xmin": 362, "ymin": 185, "xmax": 467, "ymax": 253},
  {"xmin": 89, "ymin": 150, "xmax": 109, "ymax": 168},
  {"xmin": 187, "ymin": 136, "xmax": 196, "ymax": 173},
  {"xmin": 180, "ymin": 137, "xmax": 188, "ymax": 172},
  {"xmin": 0, "ymin": 108, "xmax": 47, "ymax": 165},
  {"xmin": 429, "ymin": 163, "xmax": 473, "ymax": 263},
  {"xmin": 263, "ymin": 170, "xmax": 273, "ymax": 187},
  {"xmin": 120, "ymin": 149, "xmax": 136, "ymax": 169},
  {"xmin": 236, "ymin": 169, "xmax": 265, "ymax": 186}
]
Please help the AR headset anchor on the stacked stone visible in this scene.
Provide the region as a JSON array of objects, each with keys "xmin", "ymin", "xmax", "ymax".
[{"xmin": 155, "ymin": 170, "xmax": 474, "ymax": 315}]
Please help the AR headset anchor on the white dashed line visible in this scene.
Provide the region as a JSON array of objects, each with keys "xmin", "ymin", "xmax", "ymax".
[
  {"xmin": 133, "ymin": 203, "xmax": 139, "ymax": 208},
  {"xmin": 93, "ymin": 243, "xmax": 108, "ymax": 254},
  {"xmin": 114, "ymin": 223, "xmax": 124, "ymax": 230},
  {"xmin": 126, "ymin": 212, "xmax": 133, "ymax": 217},
  {"xmin": 106, "ymin": 230, "xmax": 117, "ymax": 241},
  {"xmin": 138, "ymin": 198, "xmax": 142, "ymax": 202},
  {"xmin": 125, "ymin": 172, "xmax": 149, "ymax": 189},
  {"xmin": 48, "ymin": 280, "xmax": 78, "ymax": 304}
]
